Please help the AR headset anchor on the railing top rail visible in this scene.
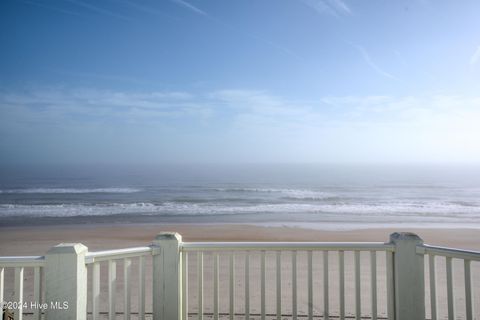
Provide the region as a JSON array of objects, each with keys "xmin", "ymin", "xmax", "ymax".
[
  {"xmin": 0, "ymin": 255, "xmax": 45, "ymax": 267},
  {"xmin": 419, "ymin": 244, "xmax": 480, "ymax": 261},
  {"xmin": 85, "ymin": 246, "xmax": 152, "ymax": 264},
  {"xmin": 181, "ymin": 241, "xmax": 394, "ymax": 252}
]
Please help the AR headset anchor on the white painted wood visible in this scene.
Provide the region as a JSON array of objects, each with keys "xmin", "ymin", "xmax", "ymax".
[
  {"xmin": 307, "ymin": 251, "xmax": 313, "ymax": 320},
  {"xmin": 276, "ymin": 251, "xmax": 281, "ymax": 320},
  {"xmin": 0, "ymin": 267, "xmax": 4, "ymax": 314},
  {"xmin": 85, "ymin": 247, "xmax": 151, "ymax": 264},
  {"xmin": 182, "ymin": 242, "xmax": 393, "ymax": 251},
  {"xmin": 386, "ymin": 251, "xmax": 394, "ymax": 320},
  {"xmin": 152, "ymin": 232, "xmax": 182, "ymax": 320},
  {"xmin": 429, "ymin": 254, "xmax": 437, "ymax": 320},
  {"xmin": 45, "ymin": 243, "xmax": 87, "ymax": 320},
  {"xmin": 92, "ymin": 262, "xmax": 100, "ymax": 320},
  {"xmin": 108, "ymin": 260, "xmax": 117, "ymax": 320},
  {"xmin": 464, "ymin": 259, "xmax": 472, "ymax": 320},
  {"xmin": 292, "ymin": 251, "xmax": 297, "ymax": 320},
  {"xmin": 124, "ymin": 258, "xmax": 131, "ymax": 320},
  {"xmin": 446, "ymin": 257, "xmax": 454, "ymax": 320},
  {"xmin": 261, "ymin": 251, "xmax": 266, "ymax": 320},
  {"xmin": 355, "ymin": 251, "xmax": 361, "ymax": 320},
  {"xmin": 33, "ymin": 267, "xmax": 43, "ymax": 320},
  {"xmin": 0, "ymin": 256, "xmax": 45, "ymax": 267},
  {"xmin": 324, "ymin": 251, "xmax": 329, "ymax": 320},
  {"xmin": 229, "ymin": 253, "xmax": 235, "ymax": 320},
  {"xmin": 139, "ymin": 255, "xmax": 146, "ymax": 320},
  {"xmin": 214, "ymin": 253, "xmax": 219, "ymax": 320},
  {"xmin": 182, "ymin": 252, "xmax": 188, "ymax": 320},
  {"xmin": 339, "ymin": 251, "xmax": 345, "ymax": 320},
  {"xmin": 197, "ymin": 252, "xmax": 203, "ymax": 320},
  {"xmin": 390, "ymin": 232, "xmax": 425, "ymax": 320},
  {"xmin": 370, "ymin": 251, "xmax": 377, "ymax": 320},
  {"xmin": 422, "ymin": 245, "xmax": 480, "ymax": 262},
  {"xmin": 14, "ymin": 267, "xmax": 24, "ymax": 320},
  {"xmin": 245, "ymin": 252, "xmax": 249, "ymax": 320}
]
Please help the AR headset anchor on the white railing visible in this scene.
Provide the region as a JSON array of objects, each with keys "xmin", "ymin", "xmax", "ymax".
[
  {"xmin": 0, "ymin": 232, "xmax": 479, "ymax": 320},
  {"xmin": 418, "ymin": 245, "xmax": 480, "ymax": 320},
  {"xmin": 181, "ymin": 241, "xmax": 395, "ymax": 320}
]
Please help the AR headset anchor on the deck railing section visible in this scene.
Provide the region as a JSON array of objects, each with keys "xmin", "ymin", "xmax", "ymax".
[
  {"xmin": 85, "ymin": 246, "xmax": 152, "ymax": 320},
  {"xmin": 180, "ymin": 242, "xmax": 395, "ymax": 320},
  {"xmin": 419, "ymin": 244, "xmax": 480, "ymax": 320},
  {"xmin": 0, "ymin": 232, "xmax": 479, "ymax": 320},
  {"xmin": 0, "ymin": 256, "xmax": 45, "ymax": 320}
]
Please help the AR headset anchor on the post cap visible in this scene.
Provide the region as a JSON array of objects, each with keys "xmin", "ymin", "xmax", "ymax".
[
  {"xmin": 154, "ymin": 232, "xmax": 182, "ymax": 242},
  {"xmin": 389, "ymin": 232, "xmax": 423, "ymax": 244},
  {"xmin": 47, "ymin": 243, "xmax": 88, "ymax": 255}
]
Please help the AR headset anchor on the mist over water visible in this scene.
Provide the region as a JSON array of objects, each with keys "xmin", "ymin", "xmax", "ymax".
[{"xmin": 1, "ymin": 164, "xmax": 480, "ymax": 229}]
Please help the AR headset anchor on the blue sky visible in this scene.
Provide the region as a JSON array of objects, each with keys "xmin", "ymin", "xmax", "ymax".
[{"xmin": 1, "ymin": 0, "xmax": 480, "ymax": 164}]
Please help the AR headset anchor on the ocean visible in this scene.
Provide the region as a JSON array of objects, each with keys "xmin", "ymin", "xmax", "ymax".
[{"xmin": 1, "ymin": 164, "xmax": 480, "ymax": 229}]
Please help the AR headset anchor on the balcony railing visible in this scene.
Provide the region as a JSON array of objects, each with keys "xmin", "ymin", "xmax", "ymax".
[{"xmin": 0, "ymin": 232, "xmax": 479, "ymax": 320}]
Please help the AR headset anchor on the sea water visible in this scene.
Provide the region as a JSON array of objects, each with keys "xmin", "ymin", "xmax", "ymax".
[{"xmin": 1, "ymin": 164, "xmax": 480, "ymax": 229}]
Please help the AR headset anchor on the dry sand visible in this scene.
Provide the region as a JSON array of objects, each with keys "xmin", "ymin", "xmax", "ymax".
[{"xmin": 1, "ymin": 224, "xmax": 479, "ymax": 319}]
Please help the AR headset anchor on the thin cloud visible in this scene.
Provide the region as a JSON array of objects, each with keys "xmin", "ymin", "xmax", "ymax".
[
  {"xmin": 170, "ymin": 0, "xmax": 207, "ymax": 16},
  {"xmin": 470, "ymin": 45, "xmax": 480, "ymax": 66},
  {"xmin": 301, "ymin": 0, "xmax": 352, "ymax": 17},
  {"xmin": 354, "ymin": 45, "xmax": 398, "ymax": 80},
  {"xmin": 18, "ymin": 0, "xmax": 85, "ymax": 18},
  {"xmin": 65, "ymin": 0, "xmax": 131, "ymax": 21}
]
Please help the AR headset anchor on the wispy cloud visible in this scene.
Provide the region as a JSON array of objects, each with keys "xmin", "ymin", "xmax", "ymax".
[
  {"xmin": 169, "ymin": 0, "xmax": 207, "ymax": 16},
  {"xmin": 301, "ymin": 0, "xmax": 352, "ymax": 17},
  {"xmin": 65, "ymin": 0, "xmax": 131, "ymax": 21},
  {"xmin": 3, "ymin": 87, "xmax": 480, "ymax": 163},
  {"xmin": 470, "ymin": 45, "xmax": 480, "ymax": 66},
  {"xmin": 18, "ymin": 0, "xmax": 85, "ymax": 18},
  {"xmin": 353, "ymin": 45, "xmax": 398, "ymax": 80}
]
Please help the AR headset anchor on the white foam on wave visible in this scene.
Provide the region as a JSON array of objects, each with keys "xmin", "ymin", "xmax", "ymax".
[
  {"xmin": 1, "ymin": 201, "xmax": 480, "ymax": 221},
  {"xmin": 0, "ymin": 187, "xmax": 141, "ymax": 194},
  {"xmin": 215, "ymin": 187, "xmax": 334, "ymax": 200}
]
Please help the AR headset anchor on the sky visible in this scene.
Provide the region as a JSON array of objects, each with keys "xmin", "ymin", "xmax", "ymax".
[{"xmin": 1, "ymin": 0, "xmax": 480, "ymax": 165}]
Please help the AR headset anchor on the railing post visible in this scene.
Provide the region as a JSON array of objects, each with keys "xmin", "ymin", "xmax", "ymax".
[
  {"xmin": 45, "ymin": 243, "xmax": 88, "ymax": 320},
  {"xmin": 152, "ymin": 232, "xmax": 183, "ymax": 320},
  {"xmin": 389, "ymin": 232, "xmax": 425, "ymax": 320}
]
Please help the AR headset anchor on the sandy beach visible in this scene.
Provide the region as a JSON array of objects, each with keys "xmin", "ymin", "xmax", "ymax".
[{"xmin": 1, "ymin": 224, "xmax": 479, "ymax": 319}]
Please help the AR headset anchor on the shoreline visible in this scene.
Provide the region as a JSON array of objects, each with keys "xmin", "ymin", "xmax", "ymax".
[{"xmin": 1, "ymin": 222, "xmax": 479, "ymax": 255}]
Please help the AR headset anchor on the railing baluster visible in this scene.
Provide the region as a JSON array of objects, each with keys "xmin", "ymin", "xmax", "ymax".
[
  {"xmin": 324, "ymin": 251, "xmax": 329, "ymax": 320},
  {"xmin": 214, "ymin": 253, "xmax": 219, "ymax": 320},
  {"xmin": 14, "ymin": 267, "xmax": 24, "ymax": 320},
  {"xmin": 464, "ymin": 259, "xmax": 472, "ymax": 320},
  {"xmin": 0, "ymin": 267, "xmax": 3, "ymax": 314},
  {"xmin": 446, "ymin": 257, "xmax": 454, "ymax": 320},
  {"xmin": 92, "ymin": 262, "xmax": 101, "ymax": 320},
  {"xmin": 339, "ymin": 251, "xmax": 345, "ymax": 320},
  {"xmin": 229, "ymin": 253, "xmax": 235, "ymax": 320},
  {"xmin": 355, "ymin": 251, "xmax": 361, "ymax": 320},
  {"xmin": 33, "ymin": 267, "xmax": 43, "ymax": 320},
  {"xmin": 108, "ymin": 260, "xmax": 117, "ymax": 320},
  {"xmin": 198, "ymin": 252, "xmax": 203, "ymax": 320},
  {"xmin": 182, "ymin": 252, "xmax": 188, "ymax": 320},
  {"xmin": 370, "ymin": 251, "xmax": 377, "ymax": 320},
  {"xmin": 245, "ymin": 252, "xmax": 250, "ymax": 320},
  {"xmin": 386, "ymin": 251, "xmax": 394, "ymax": 320},
  {"xmin": 124, "ymin": 258, "xmax": 132, "ymax": 320},
  {"xmin": 429, "ymin": 254, "xmax": 437, "ymax": 320},
  {"xmin": 139, "ymin": 256, "xmax": 146, "ymax": 320},
  {"xmin": 276, "ymin": 251, "xmax": 281, "ymax": 320},
  {"xmin": 292, "ymin": 250, "xmax": 297, "ymax": 320},
  {"xmin": 307, "ymin": 251, "xmax": 313, "ymax": 320},
  {"xmin": 261, "ymin": 251, "xmax": 266, "ymax": 320}
]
